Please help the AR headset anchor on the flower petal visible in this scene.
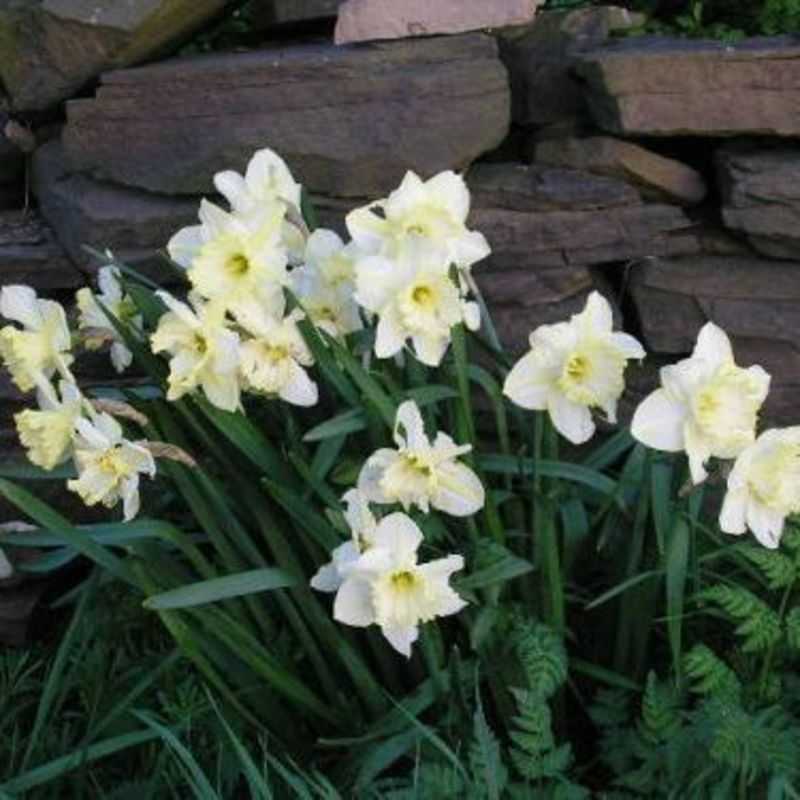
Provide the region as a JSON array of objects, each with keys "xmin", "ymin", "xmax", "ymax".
[
  {"xmin": 433, "ymin": 461, "xmax": 485, "ymax": 517},
  {"xmin": 372, "ymin": 512, "xmax": 424, "ymax": 560},
  {"xmin": 503, "ymin": 350, "xmax": 552, "ymax": 411},
  {"xmin": 547, "ymin": 391, "xmax": 594, "ymax": 445},
  {"xmin": 631, "ymin": 388, "xmax": 687, "ymax": 452},
  {"xmin": 394, "ymin": 400, "xmax": 427, "ymax": 451},
  {"xmin": 381, "ymin": 625, "xmax": 419, "ymax": 658},
  {"xmin": 333, "ymin": 577, "xmax": 375, "ymax": 627},
  {"xmin": 692, "ymin": 322, "xmax": 733, "ymax": 367},
  {"xmin": 746, "ymin": 502, "xmax": 785, "ymax": 549},
  {"xmin": 719, "ymin": 489, "xmax": 748, "ymax": 535}
]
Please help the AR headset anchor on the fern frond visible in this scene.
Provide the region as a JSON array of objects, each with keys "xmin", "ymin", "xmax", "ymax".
[
  {"xmin": 736, "ymin": 545, "xmax": 796, "ymax": 589},
  {"xmin": 684, "ymin": 644, "xmax": 741, "ymax": 699},
  {"xmin": 510, "ymin": 618, "xmax": 567, "ymax": 699},
  {"xmin": 786, "ymin": 606, "xmax": 800, "ymax": 652},
  {"xmin": 639, "ymin": 672, "xmax": 681, "ymax": 743},
  {"xmin": 469, "ymin": 699, "xmax": 508, "ymax": 800},
  {"xmin": 699, "ymin": 585, "xmax": 782, "ymax": 653}
]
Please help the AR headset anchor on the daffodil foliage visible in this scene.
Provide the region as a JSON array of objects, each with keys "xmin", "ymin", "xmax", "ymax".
[{"xmin": 2, "ymin": 147, "xmax": 799, "ymax": 788}]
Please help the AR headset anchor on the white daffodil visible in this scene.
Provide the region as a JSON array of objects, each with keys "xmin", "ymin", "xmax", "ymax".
[
  {"xmin": 291, "ymin": 229, "xmax": 363, "ymax": 338},
  {"xmin": 167, "ymin": 198, "xmax": 289, "ymax": 321},
  {"xmin": 76, "ymin": 266, "xmax": 141, "ymax": 373},
  {"xmin": 310, "ymin": 489, "xmax": 378, "ymax": 593},
  {"xmin": 632, "ymin": 323, "xmax": 770, "ymax": 484},
  {"xmin": 358, "ymin": 400, "xmax": 484, "ymax": 516},
  {"xmin": 355, "ymin": 239, "xmax": 479, "ymax": 367},
  {"xmin": 150, "ymin": 292, "xmax": 241, "ymax": 412},
  {"xmin": 0, "ymin": 286, "xmax": 73, "ymax": 392},
  {"xmin": 719, "ymin": 428, "xmax": 800, "ymax": 549},
  {"xmin": 332, "ymin": 511, "xmax": 466, "ymax": 657},
  {"xmin": 504, "ymin": 292, "xmax": 645, "ymax": 445},
  {"xmin": 67, "ymin": 412, "xmax": 156, "ymax": 521},
  {"xmin": 15, "ymin": 380, "xmax": 84, "ymax": 470},
  {"xmin": 213, "ymin": 148, "xmax": 305, "ymax": 264},
  {"xmin": 346, "ymin": 170, "xmax": 490, "ymax": 272},
  {"xmin": 238, "ymin": 308, "xmax": 317, "ymax": 406}
]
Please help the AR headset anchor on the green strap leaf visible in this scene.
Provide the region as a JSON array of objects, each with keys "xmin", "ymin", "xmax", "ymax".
[{"xmin": 144, "ymin": 567, "xmax": 295, "ymax": 610}]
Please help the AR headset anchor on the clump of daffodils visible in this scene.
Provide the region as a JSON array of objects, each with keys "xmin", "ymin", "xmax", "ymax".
[
  {"xmin": 631, "ymin": 323, "xmax": 770, "ymax": 484},
  {"xmin": 503, "ymin": 292, "xmax": 645, "ymax": 445}
]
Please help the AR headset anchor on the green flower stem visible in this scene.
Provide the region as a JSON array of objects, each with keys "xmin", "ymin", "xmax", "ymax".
[{"xmin": 534, "ymin": 412, "xmax": 565, "ymax": 635}]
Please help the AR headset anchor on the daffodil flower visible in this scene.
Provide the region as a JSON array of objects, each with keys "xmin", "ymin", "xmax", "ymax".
[
  {"xmin": 167, "ymin": 198, "xmax": 289, "ymax": 322},
  {"xmin": 632, "ymin": 323, "xmax": 770, "ymax": 484},
  {"xmin": 0, "ymin": 286, "xmax": 73, "ymax": 392},
  {"xmin": 358, "ymin": 400, "xmax": 484, "ymax": 516},
  {"xmin": 15, "ymin": 380, "xmax": 84, "ymax": 470},
  {"xmin": 504, "ymin": 292, "xmax": 645, "ymax": 445},
  {"xmin": 76, "ymin": 266, "xmax": 141, "ymax": 373},
  {"xmin": 213, "ymin": 147, "xmax": 306, "ymax": 263},
  {"xmin": 355, "ymin": 239, "xmax": 480, "ymax": 367},
  {"xmin": 291, "ymin": 229, "xmax": 363, "ymax": 338},
  {"xmin": 310, "ymin": 489, "xmax": 378, "ymax": 593},
  {"xmin": 238, "ymin": 308, "xmax": 318, "ymax": 407},
  {"xmin": 346, "ymin": 170, "xmax": 490, "ymax": 272},
  {"xmin": 719, "ymin": 428, "xmax": 800, "ymax": 549},
  {"xmin": 150, "ymin": 292, "xmax": 242, "ymax": 412},
  {"xmin": 332, "ymin": 511, "xmax": 466, "ymax": 657},
  {"xmin": 67, "ymin": 412, "xmax": 156, "ymax": 521}
]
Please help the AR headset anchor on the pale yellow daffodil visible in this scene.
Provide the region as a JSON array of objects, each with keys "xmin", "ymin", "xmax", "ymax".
[
  {"xmin": 291, "ymin": 229, "xmax": 363, "ymax": 338},
  {"xmin": 719, "ymin": 427, "xmax": 800, "ymax": 549},
  {"xmin": 238, "ymin": 307, "xmax": 318, "ymax": 407},
  {"xmin": 150, "ymin": 292, "xmax": 242, "ymax": 412},
  {"xmin": 358, "ymin": 400, "xmax": 484, "ymax": 516},
  {"xmin": 76, "ymin": 265, "xmax": 141, "ymax": 373},
  {"xmin": 346, "ymin": 170, "xmax": 490, "ymax": 272},
  {"xmin": 15, "ymin": 379, "xmax": 84, "ymax": 470},
  {"xmin": 0, "ymin": 286, "xmax": 73, "ymax": 392},
  {"xmin": 331, "ymin": 511, "xmax": 466, "ymax": 657},
  {"xmin": 67, "ymin": 412, "xmax": 155, "ymax": 522},
  {"xmin": 167, "ymin": 198, "xmax": 289, "ymax": 322},
  {"xmin": 504, "ymin": 292, "xmax": 645, "ymax": 445},
  {"xmin": 355, "ymin": 239, "xmax": 479, "ymax": 367},
  {"xmin": 632, "ymin": 322, "xmax": 770, "ymax": 484},
  {"xmin": 213, "ymin": 147, "xmax": 305, "ymax": 264}
]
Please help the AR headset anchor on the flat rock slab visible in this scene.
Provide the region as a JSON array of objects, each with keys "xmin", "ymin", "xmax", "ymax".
[
  {"xmin": 469, "ymin": 163, "xmax": 699, "ymax": 272},
  {"xmin": 63, "ymin": 35, "xmax": 510, "ymax": 197},
  {"xmin": 717, "ymin": 143, "xmax": 800, "ymax": 259},
  {"xmin": 335, "ymin": 0, "xmax": 542, "ymax": 44},
  {"xmin": 0, "ymin": 210, "xmax": 80, "ymax": 289},
  {"xmin": 534, "ymin": 136, "xmax": 706, "ymax": 206},
  {"xmin": 0, "ymin": 0, "xmax": 230, "ymax": 112},
  {"xmin": 33, "ymin": 140, "xmax": 197, "ymax": 272},
  {"xmin": 576, "ymin": 36, "xmax": 800, "ymax": 137}
]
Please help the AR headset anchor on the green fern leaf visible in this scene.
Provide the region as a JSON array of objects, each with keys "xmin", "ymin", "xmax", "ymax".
[
  {"xmin": 736, "ymin": 545, "xmax": 796, "ymax": 589},
  {"xmin": 786, "ymin": 606, "xmax": 800, "ymax": 652},
  {"xmin": 639, "ymin": 672, "xmax": 681, "ymax": 743},
  {"xmin": 469, "ymin": 699, "xmax": 508, "ymax": 800},
  {"xmin": 511, "ymin": 619, "xmax": 567, "ymax": 699},
  {"xmin": 684, "ymin": 644, "xmax": 741, "ymax": 698},
  {"xmin": 699, "ymin": 585, "xmax": 782, "ymax": 653}
]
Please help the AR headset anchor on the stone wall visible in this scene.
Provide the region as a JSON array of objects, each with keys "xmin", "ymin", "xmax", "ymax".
[{"xmin": 2, "ymin": 0, "xmax": 800, "ymax": 439}]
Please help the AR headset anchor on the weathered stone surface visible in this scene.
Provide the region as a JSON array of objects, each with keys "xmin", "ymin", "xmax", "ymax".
[
  {"xmin": 0, "ymin": 210, "xmax": 80, "ymax": 288},
  {"xmin": 0, "ymin": 126, "xmax": 23, "ymax": 184},
  {"xmin": 469, "ymin": 161, "xmax": 639, "ymax": 211},
  {"xmin": 577, "ymin": 36, "xmax": 800, "ymax": 137},
  {"xmin": 33, "ymin": 140, "xmax": 197, "ymax": 271},
  {"xmin": 0, "ymin": 0, "xmax": 231, "ymax": 112},
  {"xmin": 498, "ymin": 6, "xmax": 644, "ymax": 127},
  {"xmin": 335, "ymin": 0, "xmax": 542, "ymax": 44},
  {"xmin": 63, "ymin": 35, "xmax": 510, "ymax": 197},
  {"xmin": 253, "ymin": 0, "xmax": 343, "ymax": 28},
  {"xmin": 717, "ymin": 144, "xmax": 800, "ymax": 259},
  {"xmin": 469, "ymin": 163, "xmax": 699, "ymax": 272},
  {"xmin": 534, "ymin": 136, "xmax": 707, "ymax": 206}
]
